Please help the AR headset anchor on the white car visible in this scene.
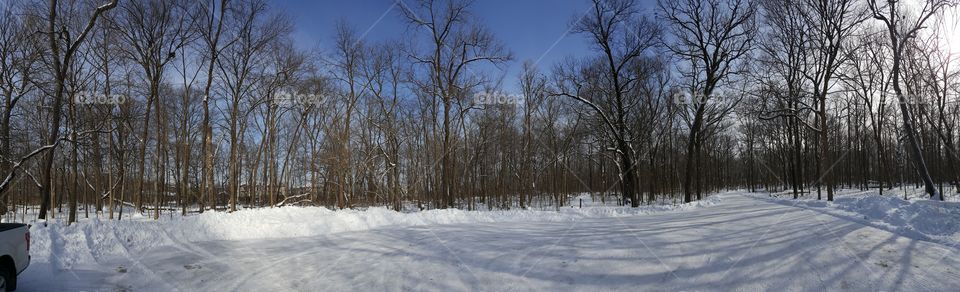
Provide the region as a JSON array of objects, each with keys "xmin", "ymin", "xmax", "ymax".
[{"xmin": 0, "ymin": 224, "xmax": 29, "ymax": 291}]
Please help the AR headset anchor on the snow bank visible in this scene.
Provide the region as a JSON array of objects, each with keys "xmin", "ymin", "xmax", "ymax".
[
  {"xmin": 758, "ymin": 191, "xmax": 960, "ymax": 247},
  {"xmin": 30, "ymin": 193, "xmax": 726, "ymax": 269}
]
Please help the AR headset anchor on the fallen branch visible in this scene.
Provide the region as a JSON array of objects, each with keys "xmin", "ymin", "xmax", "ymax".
[
  {"xmin": 0, "ymin": 128, "xmax": 115, "ymax": 197},
  {"xmin": 275, "ymin": 193, "xmax": 311, "ymax": 207},
  {"xmin": 0, "ymin": 141, "xmax": 62, "ymax": 197}
]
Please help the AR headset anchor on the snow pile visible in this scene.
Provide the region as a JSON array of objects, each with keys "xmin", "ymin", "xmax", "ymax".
[
  {"xmin": 29, "ymin": 193, "xmax": 727, "ymax": 269},
  {"xmin": 759, "ymin": 191, "xmax": 960, "ymax": 247}
]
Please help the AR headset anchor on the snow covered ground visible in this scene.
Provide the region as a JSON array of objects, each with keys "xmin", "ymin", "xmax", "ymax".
[
  {"xmin": 17, "ymin": 191, "xmax": 960, "ymax": 291},
  {"xmin": 759, "ymin": 189, "xmax": 960, "ymax": 248}
]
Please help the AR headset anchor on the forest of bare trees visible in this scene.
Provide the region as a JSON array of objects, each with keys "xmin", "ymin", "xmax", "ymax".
[{"xmin": 1, "ymin": 0, "xmax": 959, "ymax": 225}]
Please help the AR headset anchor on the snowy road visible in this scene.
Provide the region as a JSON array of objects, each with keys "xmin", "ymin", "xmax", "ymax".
[{"xmin": 21, "ymin": 193, "xmax": 960, "ymax": 291}]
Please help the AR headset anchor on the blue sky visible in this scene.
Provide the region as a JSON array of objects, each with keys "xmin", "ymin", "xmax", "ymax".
[{"xmin": 270, "ymin": 0, "xmax": 660, "ymax": 91}]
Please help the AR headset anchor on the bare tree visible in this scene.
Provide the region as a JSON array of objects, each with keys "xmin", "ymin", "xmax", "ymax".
[
  {"xmin": 518, "ymin": 62, "xmax": 546, "ymax": 208},
  {"xmin": 869, "ymin": 0, "xmax": 955, "ymax": 200},
  {"xmin": 907, "ymin": 28, "xmax": 960, "ymax": 195},
  {"xmin": 659, "ymin": 0, "xmax": 757, "ymax": 203},
  {"xmin": 362, "ymin": 41, "xmax": 407, "ymax": 210},
  {"xmin": 196, "ymin": 0, "xmax": 231, "ymax": 213},
  {"xmin": 800, "ymin": 0, "xmax": 867, "ymax": 201},
  {"xmin": 842, "ymin": 30, "xmax": 894, "ymax": 195},
  {"xmin": 552, "ymin": 0, "xmax": 661, "ymax": 207},
  {"xmin": 37, "ymin": 0, "xmax": 118, "ymax": 220},
  {"xmin": 756, "ymin": 0, "xmax": 811, "ymax": 199},
  {"xmin": 0, "ymin": 2, "xmax": 41, "ymax": 214},
  {"xmin": 173, "ymin": 40, "xmax": 203, "ymax": 215},
  {"xmin": 400, "ymin": 0, "xmax": 511, "ymax": 208},
  {"xmin": 110, "ymin": 0, "xmax": 193, "ymax": 219},
  {"xmin": 217, "ymin": 0, "xmax": 290, "ymax": 212},
  {"xmin": 327, "ymin": 23, "xmax": 365, "ymax": 210}
]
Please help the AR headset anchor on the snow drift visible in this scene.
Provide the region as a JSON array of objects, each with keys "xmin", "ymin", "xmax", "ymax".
[
  {"xmin": 758, "ymin": 191, "xmax": 960, "ymax": 247},
  {"xmin": 29, "ymin": 194, "xmax": 725, "ymax": 269}
]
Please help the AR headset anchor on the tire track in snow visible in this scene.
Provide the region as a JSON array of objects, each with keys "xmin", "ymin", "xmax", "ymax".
[
  {"xmin": 222, "ymin": 238, "xmax": 348, "ymax": 291},
  {"xmin": 107, "ymin": 226, "xmax": 181, "ymax": 291}
]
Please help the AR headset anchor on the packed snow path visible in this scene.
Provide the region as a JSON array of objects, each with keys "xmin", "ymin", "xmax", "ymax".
[{"xmin": 21, "ymin": 193, "xmax": 960, "ymax": 291}]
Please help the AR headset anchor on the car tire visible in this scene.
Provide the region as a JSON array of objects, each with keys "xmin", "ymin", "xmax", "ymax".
[{"xmin": 0, "ymin": 263, "xmax": 15, "ymax": 291}]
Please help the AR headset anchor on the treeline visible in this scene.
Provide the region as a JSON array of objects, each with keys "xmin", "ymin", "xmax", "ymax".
[{"xmin": 0, "ymin": 0, "xmax": 957, "ymax": 224}]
